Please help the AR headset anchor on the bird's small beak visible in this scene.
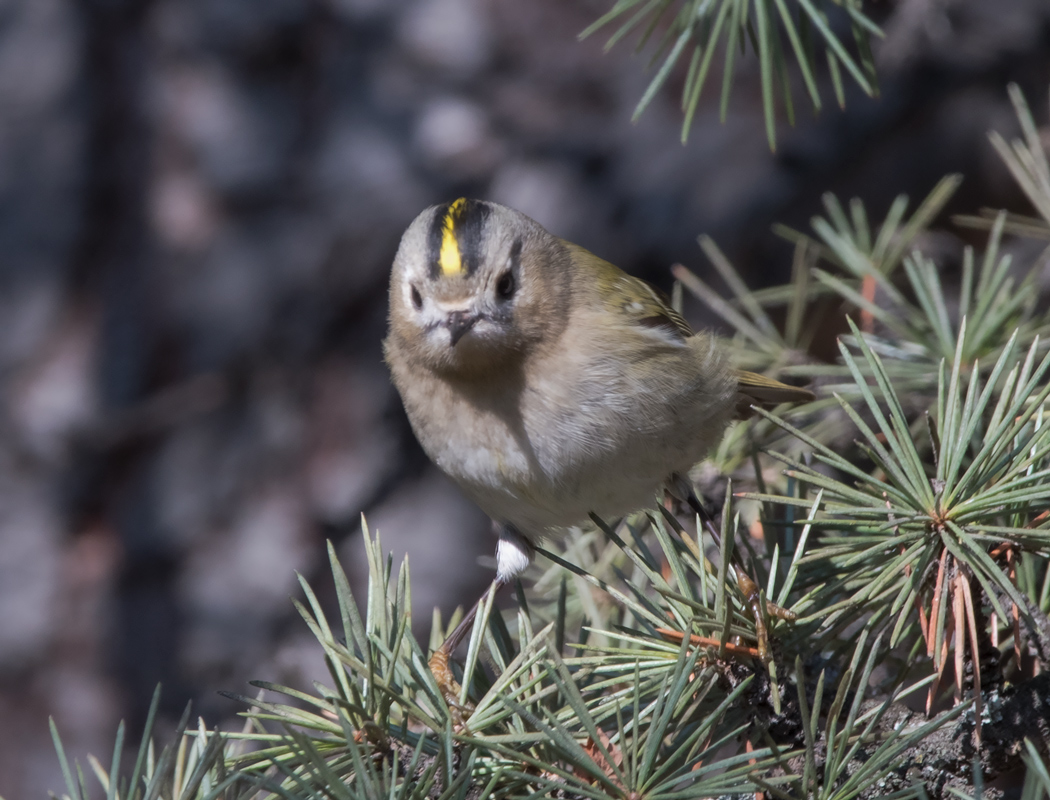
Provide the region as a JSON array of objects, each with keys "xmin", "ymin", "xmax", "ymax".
[{"xmin": 446, "ymin": 311, "xmax": 479, "ymax": 346}]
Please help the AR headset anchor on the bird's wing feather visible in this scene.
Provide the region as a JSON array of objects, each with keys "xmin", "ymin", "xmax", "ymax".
[
  {"xmin": 563, "ymin": 242, "xmax": 692, "ymax": 344},
  {"xmin": 562, "ymin": 242, "xmax": 815, "ymax": 412}
]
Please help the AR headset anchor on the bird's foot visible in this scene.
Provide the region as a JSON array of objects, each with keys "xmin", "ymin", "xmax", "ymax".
[
  {"xmin": 737, "ymin": 573, "xmax": 797, "ymax": 663},
  {"xmin": 429, "ymin": 645, "xmax": 475, "ymax": 725}
]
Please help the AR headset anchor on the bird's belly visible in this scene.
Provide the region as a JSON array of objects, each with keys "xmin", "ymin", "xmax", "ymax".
[
  {"xmin": 466, "ymin": 462, "xmax": 660, "ymax": 531},
  {"xmin": 399, "ymin": 357, "xmax": 729, "ymax": 536},
  {"xmin": 448, "ymin": 416, "xmax": 707, "ymax": 534}
]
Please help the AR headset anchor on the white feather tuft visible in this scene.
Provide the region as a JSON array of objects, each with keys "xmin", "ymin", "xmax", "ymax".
[{"xmin": 496, "ymin": 528, "xmax": 534, "ymax": 582}]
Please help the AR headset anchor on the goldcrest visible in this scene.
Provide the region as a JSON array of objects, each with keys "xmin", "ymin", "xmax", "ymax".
[{"xmin": 384, "ymin": 198, "xmax": 813, "ymax": 583}]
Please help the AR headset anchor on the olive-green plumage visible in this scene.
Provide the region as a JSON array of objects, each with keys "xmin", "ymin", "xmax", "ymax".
[{"xmin": 384, "ymin": 199, "xmax": 813, "ymax": 581}]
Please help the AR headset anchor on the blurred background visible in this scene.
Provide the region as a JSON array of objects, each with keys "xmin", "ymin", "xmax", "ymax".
[{"xmin": 0, "ymin": 0, "xmax": 1048, "ymax": 794}]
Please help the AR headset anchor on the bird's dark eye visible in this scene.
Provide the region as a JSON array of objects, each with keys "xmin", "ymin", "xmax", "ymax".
[
  {"xmin": 410, "ymin": 285, "xmax": 423, "ymax": 310},
  {"xmin": 496, "ymin": 271, "xmax": 515, "ymax": 300}
]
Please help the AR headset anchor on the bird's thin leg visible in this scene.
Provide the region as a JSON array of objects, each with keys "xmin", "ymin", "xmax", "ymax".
[
  {"xmin": 668, "ymin": 471, "xmax": 724, "ymax": 548},
  {"xmin": 429, "ymin": 578, "xmax": 505, "ymax": 711}
]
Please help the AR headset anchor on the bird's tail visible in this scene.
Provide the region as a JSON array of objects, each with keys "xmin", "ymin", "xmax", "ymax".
[{"xmin": 734, "ymin": 370, "xmax": 815, "ymax": 418}]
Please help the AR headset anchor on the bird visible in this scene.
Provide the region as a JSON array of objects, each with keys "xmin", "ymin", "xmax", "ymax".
[{"xmin": 383, "ymin": 198, "xmax": 813, "ymax": 701}]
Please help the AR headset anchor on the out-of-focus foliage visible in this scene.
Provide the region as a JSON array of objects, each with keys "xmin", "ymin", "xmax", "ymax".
[{"xmin": 584, "ymin": 0, "xmax": 881, "ymax": 147}]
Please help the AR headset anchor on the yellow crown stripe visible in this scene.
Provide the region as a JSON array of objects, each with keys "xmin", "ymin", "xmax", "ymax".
[{"xmin": 438, "ymin": 198, "xmax": 466, "ymax": 276}]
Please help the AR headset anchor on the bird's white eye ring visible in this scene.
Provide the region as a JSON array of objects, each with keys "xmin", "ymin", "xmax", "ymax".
[{"xmin": 410, "ymin": 284, "xmax": 423, "ymax": 310}]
